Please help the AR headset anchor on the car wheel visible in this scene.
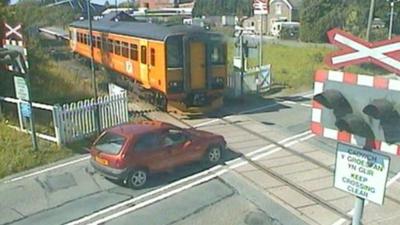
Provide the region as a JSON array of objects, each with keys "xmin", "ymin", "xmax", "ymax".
[
  {"xmin": 128, "ymin": 169, "xmax": 148, "ymax": 189},
  {"xmin": 205, "ymin": 145, "xmax": 223, "ymax": 164}
]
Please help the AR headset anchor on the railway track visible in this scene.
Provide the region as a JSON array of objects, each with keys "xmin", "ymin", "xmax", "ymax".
[{"xmin": 160, "ymin": 113, "xmax": 354, "ymax": 222}]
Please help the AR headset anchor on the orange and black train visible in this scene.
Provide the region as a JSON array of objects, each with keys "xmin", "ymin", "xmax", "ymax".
[{"xmin": 69, "ymin": 19, "xmax": 227, "ymax": 114}]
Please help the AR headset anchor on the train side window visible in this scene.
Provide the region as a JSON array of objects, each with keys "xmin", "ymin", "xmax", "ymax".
[
  {"xmin": 83, "ymin": 34, "xmax": 88, "ymax": 45},
  {"xmin": 121, "ymin": 42, "xmax": 129, "ymax": 58},
  {"xmin": 150, "ymin": 48, "xmax": 156, "ymax": 66},
  {"xmin": 96, "ymin": 37, "xmax": 101, "ymax": 49},
  {"xmin": 90, "ymin": 36, "xmax": 96, "ymax": 48},
  {"xmin": 130, "ymin": 44, "xmax": 138, "ymax": 61},
  {"xmin": 115, "ymin": 40, "xmax": 121, "ymax": 55},
  {"xmin": 166, "ymin": 37, "xmax": 183, "ymax": 68},
  {"xmin": 107, "ymin": 39, "xmax": 114, "ymax": 53},
  {"xmin": 77, "ymin": 33, "xmax": 81, "ymax": 43},
  {"xmin": 141, "ymin": 46, "xmax": 147, "ymax": 64}
]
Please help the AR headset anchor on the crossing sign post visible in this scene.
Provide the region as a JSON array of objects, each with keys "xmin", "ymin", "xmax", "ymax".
[
  {"xmin": 2, "ymin": 23, "xmax": 38, "ymax": 151},
  {"xmin": 313, "ymin": 28, "xmax": 400, "ymax": 225}
]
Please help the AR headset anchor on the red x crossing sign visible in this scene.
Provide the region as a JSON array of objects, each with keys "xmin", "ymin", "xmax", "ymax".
[{"xmin": 325, "ymin": 28, "xmax": 400, "ymax": 75}]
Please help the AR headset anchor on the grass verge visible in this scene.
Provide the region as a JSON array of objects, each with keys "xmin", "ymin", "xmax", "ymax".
[
  {"xmin": 228, "ymin": 39, "xmax": 389, "ymax": 94},
  {"xmin": 0, "ymin": 120, "xmax": 75, "ymax": 179}
]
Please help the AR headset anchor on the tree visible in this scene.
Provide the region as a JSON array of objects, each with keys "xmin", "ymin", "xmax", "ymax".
[
  {"xmin": 300, "ymin": 0, "xmax": 345, "ymax": 42},
  {"xmin": 193, "ymin": 0, "xmax": 252, "ymax": 17}
]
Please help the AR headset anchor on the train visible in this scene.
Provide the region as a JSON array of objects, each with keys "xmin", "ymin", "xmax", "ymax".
[{"xmin": 69, "ymin": 18, "xmax": 227, "ymax": 114}]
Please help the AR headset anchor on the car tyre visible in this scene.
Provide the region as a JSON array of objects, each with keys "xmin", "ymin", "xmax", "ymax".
[
  {"xmin": 205, "ymin": 144, "xmax": 223, "ymax": 164},
  {"xmin": 128, "ymin": 169, "xmax": 148, "ymax": 189}
]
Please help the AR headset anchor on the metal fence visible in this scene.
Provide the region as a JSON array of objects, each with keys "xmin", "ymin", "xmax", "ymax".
[
  {"xmin": 226, "ymin": 64, "xmax": 272, "ymax": 97},
  {"xmin": 0, "ymin": 93, "xmax": 129, "ymax": 145}
]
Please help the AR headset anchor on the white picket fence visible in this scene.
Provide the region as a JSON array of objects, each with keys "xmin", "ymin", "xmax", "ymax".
[
  {"xmin": 54, "ymin": 93, "xmax": 129, "ymax": 144},
  {"xmin": 0, "ymin": 93, "xmax": 129, "ymax": 145}
]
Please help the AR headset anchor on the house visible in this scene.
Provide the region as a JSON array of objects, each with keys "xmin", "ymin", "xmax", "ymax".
[
  {"xmin": 268, "ymin": 0, "xmax": 302, "ymax": 34},
  {"xmin": 241, "ymin": 0, "xmax": 302, "ymax": 35}
]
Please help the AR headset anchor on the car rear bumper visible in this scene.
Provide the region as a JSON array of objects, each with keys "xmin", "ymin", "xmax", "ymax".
[{"xmin": 90, "ymin": 159, "xmax": 129, "ymax": 181}]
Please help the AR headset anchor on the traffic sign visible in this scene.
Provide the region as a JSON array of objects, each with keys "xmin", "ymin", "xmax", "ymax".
[
  {"xmin": 20, "ymin": 101, "xmax": 32, "ymax": 118},
  {"xmin": 14, "ymin": 76, "xmax": 30, "ymax": 101},
  {"xmin": 253, "ymin": 0, "xmax": 269, "ymax": 15},
  {"xmin": 325, "ymin": 28, "xmax": 400, "ymax": 75},
  {"xmin": 311, "ymin": 70, "xmax": 400, "ymax": 156},
  {"xmin": 334, "ymin": 143, "xmax": 390, "ymax": 205},
  {"xmin": 5, "ymin": 23, "xmax": 23, "ymax": 39}
]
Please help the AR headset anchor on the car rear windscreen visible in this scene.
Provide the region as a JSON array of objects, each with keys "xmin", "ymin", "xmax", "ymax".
[{"xmin": 94, "ymin": 132, "xmax": 126, "ymax": 155}]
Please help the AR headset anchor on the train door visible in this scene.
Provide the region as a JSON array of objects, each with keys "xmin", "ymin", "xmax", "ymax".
[
  {"xmin": 140, "ymin": 39, "xmax": 150, "ymax": 88},
  {"xmin": 70, "ymin": 28, "xmax": 77, "ymax": 51},
  {"xmin": 190, "ymin": 41, "xmax": 206, "ymax": 90}
]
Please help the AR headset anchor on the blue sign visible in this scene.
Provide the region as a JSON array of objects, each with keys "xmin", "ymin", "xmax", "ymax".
[{"xmin": 20, "ymin": 102, "xmax": 32, "ymax": 118}]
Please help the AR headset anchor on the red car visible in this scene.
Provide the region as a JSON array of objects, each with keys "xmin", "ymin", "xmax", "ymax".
[{"xmin": 90, "ymin": 120, "xmax": 226, "ymax": 189}]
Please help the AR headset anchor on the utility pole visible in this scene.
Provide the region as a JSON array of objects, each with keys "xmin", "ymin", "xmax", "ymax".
[
  {"xmin": 258, "ymin": 14, "xmax": 263, "ymax": 94},
  {"xmin": 240, "ymin": 34, "xmax": 245, "ymax": 98},
  {"xmin": 87, "ymin": 0, "xmax": 100, "ymax": 133},
  {"xmin": 388, "ymin": 0, "xmax": 399, "ymax": 39},
  {"xmin": 366, "ymin": 0, "xmax": 375, "ymax": 41},
  {"xmin": 24, "ymin": 62, "xmax": 38, "ymax": 151}
]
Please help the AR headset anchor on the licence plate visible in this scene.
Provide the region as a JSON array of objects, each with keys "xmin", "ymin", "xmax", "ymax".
[{"xmin": 95, "ymin": 156, "xmax": 108, "ymax": 165}]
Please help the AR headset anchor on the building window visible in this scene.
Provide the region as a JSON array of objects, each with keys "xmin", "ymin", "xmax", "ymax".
[
  {"xmin": 150, "ymin": 48, "xmax": 155, "ymax": 66},
  {"xmin": 130, "ymin": 43, "xmax": 138, "ymax": 61},
  {"xmin": 122, "ymin": 42, "xmax": 129, "ymax": 58},
  {"xmin": 108, "ymin": 39, "xmax": 114, "ymax": 53},
  {"xmin": 276, "ymin": 3, "xmax": 282, "ymax": 15},
  {"xmin": 141, "ymin": 46, "xmax": 147, "ymax": 64},
  {"xmin": 114, "ymin": 40, "xmax": 121, "ymax": 55}
]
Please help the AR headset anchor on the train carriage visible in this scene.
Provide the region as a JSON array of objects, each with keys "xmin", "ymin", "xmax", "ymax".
[{"xmin": 69, "ymin": 19, "xmax": 227, "ymax": 114}]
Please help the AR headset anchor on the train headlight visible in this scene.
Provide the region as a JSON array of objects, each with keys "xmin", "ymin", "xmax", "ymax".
[
  {"xmin": 169, "ymin": 81, "xmax": 178, "ymax": 87},
  {"xmin": 168, "ymin": 81, "xmax": 183, "ymax": 93}
]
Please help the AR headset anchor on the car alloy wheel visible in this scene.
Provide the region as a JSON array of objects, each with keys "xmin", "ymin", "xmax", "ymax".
[
  {"xmin": 207, "ymin": 146, "xmax": 222, "ymax": 163},
  {"xmin": 128, "ymin": 169, "xmax": 147, "ymax": 189}
]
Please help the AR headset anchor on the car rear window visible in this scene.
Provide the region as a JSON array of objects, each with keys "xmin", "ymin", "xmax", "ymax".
[{"xmin": 94, "ymin": 132, "xmax": 126, "ymax": 155}]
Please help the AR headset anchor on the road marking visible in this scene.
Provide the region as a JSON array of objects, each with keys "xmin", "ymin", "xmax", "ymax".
[
  {"xmin": 78, "ymin": 132, "xmax": 315, "ymax": 225},
  {"xmin": 331, "ymin": 167, "xmax": 400, "ymax": 225},
  {"xmin": 87, "ymin": 168, "xmax": 229, "ymax": 225},
  {"xmin": 302, "ymin": 93, "xmax": 314, "ymax": 98},
  {"xmin": 193, "ymin": 118, "xmax": 221, "ymax": 128},
  {"xmin": 239, "ymin": 103, "xmax": 280, "ymax": 115},
  {"xmin": 3, "ymin": 155, "xmax": 91, "ymax": 184},
  {"xmin": 245, "ymin": 130, "xmax": 311, "ymax": 157},
  {"xmin": 250, "ymin": 134, "xmax": 315, "ymax": 161},
  {"xmin": 66, "ymin": 165, "xmax": 223, "ymax": 225},
  {"xmin": 300, "ymin": 103, "xmax": 312, "ymax": 107}
]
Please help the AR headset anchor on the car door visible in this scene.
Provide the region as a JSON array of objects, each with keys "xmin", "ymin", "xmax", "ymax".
[
  {"xmin": 128, "ymin": 133, "xmax": 172, "ymax": 173},
  {"xmin": 160, "ymin": 129, "xmax": 198, "ymax": 168}
]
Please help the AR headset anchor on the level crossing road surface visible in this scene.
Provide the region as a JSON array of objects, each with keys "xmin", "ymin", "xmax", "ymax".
[{"xmin": 1, "ymin": 92, "xmax": 400, "ymax": 225}]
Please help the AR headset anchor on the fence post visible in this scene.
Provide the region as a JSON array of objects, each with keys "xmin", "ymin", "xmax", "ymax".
[{"xmin": 52, "ymin": 105, "xmax": 63, "ymax": 145}]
